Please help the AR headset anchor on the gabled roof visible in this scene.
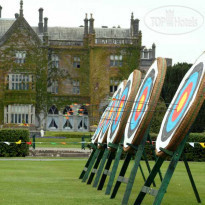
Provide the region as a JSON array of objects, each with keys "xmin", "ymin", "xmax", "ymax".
[{"xmin": 0, "ymin": 16, "xmax": 41, "ymax": 46}]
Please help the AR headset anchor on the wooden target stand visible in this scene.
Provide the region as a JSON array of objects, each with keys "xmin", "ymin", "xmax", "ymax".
[
  {"xmin": 134, "ymin": 132, "xmax": 201, "ymax": 205},
  {"xmin": 134, "ymin": 53, "xmax": 205, "ymax": 205},
  {"xmin": 107, "ymin": 58, "xmax": 166, "ymax": 204},
  {"xmin": 85, "ymin": 70, "xmax": 144, "ymax": 186},
  {"xmin": 79, "ymin": 81, "xmax": 127, "ymax": 182},
  {"xmin": 93, "ymin": 128, "xmax": 159, "ymax": 192},
  {"xmin": 89, "ymin": 69, "xmax": 157, "ymax": 190}
]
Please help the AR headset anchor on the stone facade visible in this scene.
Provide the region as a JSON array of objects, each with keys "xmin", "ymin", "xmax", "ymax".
[{"xmin": 0, "ymin": 1, "xmax": 169, "ymax": 131}]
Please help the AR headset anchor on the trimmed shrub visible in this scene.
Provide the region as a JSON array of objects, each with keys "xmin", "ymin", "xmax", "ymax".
[
  {"xmin": 144, "ymin": 132, "xmax": 205, "ymax": 161},
  {"xmin": 0, "ymin": 129, "xmax": 29, "ymax": 157}
]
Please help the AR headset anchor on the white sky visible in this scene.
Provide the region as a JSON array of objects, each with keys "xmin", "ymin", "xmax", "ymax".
[{"xmin": 0, "ymin": 0, "xmax": 205, "ymax": 65}]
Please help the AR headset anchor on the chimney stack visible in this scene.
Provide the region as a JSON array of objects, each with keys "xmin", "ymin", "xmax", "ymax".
[
  {"xmin": 152, "ymin": 43, "xmax": 156, "ymax": 59},
  {"xmin": 38, "ymin": 8, "xmax": 44, "ymax": 33},
  {"xmin": 130, "ymin": 12, "xmax": 134, "ymax": 36},
  {"xmin": 133, "ymin": 19, "xmax": 139, "ymax": 36},
  {"xmin": 84, "ymin": 13, "xmax": 88, "ymax": 37},
  {"xmin": 0, "ymin": 6, "xmax": 2, "ymax": 18},
  {"xmin": 44, "ymin": 17, "xmax": 48, "ymax": 33},
  {"xmin": 89, "ymin": 14, "xmax": 95, "ymax": 34},
  {"xmin": 15, "ymin": 13, "xmax": 19, "ymax": 19}
]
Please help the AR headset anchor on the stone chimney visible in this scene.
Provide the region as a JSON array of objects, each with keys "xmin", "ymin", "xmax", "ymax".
[
  {"xmin": 152, "ymin": 43, "xmax": 156, "ymax": 59},
  {"xmin": 0, "ymin": 6, "xmax": 2, "ymax": 18},
  {"xmin": 130, "ymin": 12, "xmax": 134, "ymax": 36},
  {"xmin": 89, "ymin": 13, "xmax": 95, "ymax": 34},
  {"xmin": 15, "ymin": 13, "xmax": 19, "ymax": 19},
  {"xmin": 84, "ymin": 13, "xmax": 88, "ymax": 37},
  {"xmin": 133, "ymin": 19, "xmax": 139, "ymax": 36},
  {"xmin": 38, "ymin": 8, "xmax": 44, "ymax": 34},
  {"xmin": 44, "ymin": 17, "xmax": 48, "ymax": 33}
]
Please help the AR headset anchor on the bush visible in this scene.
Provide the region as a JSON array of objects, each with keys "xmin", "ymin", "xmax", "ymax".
[
  {"xmin": 144, "ymin": 132, "xmax": 205, "ymax": 161},
  {"xmin": 0, "ymin": 129, "xmax": 29, "ymax": 157}
]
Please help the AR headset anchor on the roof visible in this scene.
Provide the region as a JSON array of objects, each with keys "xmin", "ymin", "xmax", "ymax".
[
  {"xmin": 0, "ymin": 19, "xmax": 15, "ymax": 39},
  {"xmin": 0, "ymin": 18, "xmax": 131, "ymax": 42},
  {"xmin": 33, "ymin": 26, "xmax": 131, "ymax": 41}
]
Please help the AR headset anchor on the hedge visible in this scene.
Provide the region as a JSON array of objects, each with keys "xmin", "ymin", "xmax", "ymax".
[
  {"xmin": 0, "ymin": 129, "xmax": 29, "ymax": 157},
  {"xmin": 143, "ymin": 132, "xmax": 205, "ymax": 161}
]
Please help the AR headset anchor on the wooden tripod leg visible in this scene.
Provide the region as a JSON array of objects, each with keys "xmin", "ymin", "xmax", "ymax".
[
  {"xmin": 122, "ymin": 144, "xmax": 145, "ymax": 205},
  {"xmin": 92, "ymin": 149, "xmax": 110, "ymax": 187},
  {"xmin": 134, "ymin": 157, "xmax": 164, "ymax": 205},
  {"xmin": 104, "ymin": 145, "xmax": 123, "ymax": 194},
  {"xmin": 183, "ymin": 154, "xmax": 201, "ymax": 203},
  {"xmin": 110, "ymin": 153, "xmax": 132, "ymax": 199},
  {"xmin": 82, "ymin": 149, "xmax": 100, "ymax": 182},
  {"xmin": 87, "ymin": 149, "xmax": 105, "ymax": 184},
  {"xmin": 96, "ymin": 151, "xmax": 115, "ymax": 189},
  {"xmin": 79, "ymin": 149, "xmax": 95, "ymax": 179}
]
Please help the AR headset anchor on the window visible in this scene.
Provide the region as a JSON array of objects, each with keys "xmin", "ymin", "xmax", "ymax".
[
  {"xmin": 73, "ymin": 57, "xmax": 80, "ymax": 68},
  {"xmin": 110, "ymin": 85, "xmax": 118, "ymax": 93},
  {"xmin": 15, "ymin": 51, "xmax": 26, "ymax": 64},
  {"xmin": 51, "ymin": 54, "xmax": 59, "ymax": 68},
  {"xmin": 7, "ymin": 74, "xmax": 33, "ymax": 90},
  {"xmin": 110, "ymin": 55, "xmax": 123, "ymax": 67},
  {"xmin": 4, "ymin": 104, "xmax": 35, "ymax": 124},
  {"xmin": 110, "ymin": 79, "xmax": 120, "ymax": 93},
  {"xmin": 48, "ymin": 81, "xmax": 58, "ymax": 94},
  {"xmin": 48, "ymin": 105, "xmax": 59, "ymax": 129},
  {"xmin": 48, "ymin": 105, "xmax": 59, "ymax": 115},
  {"xmin": 63, "ymin": 106, "xmax": 73, "ymax": 130},
  {"xmin": 72, "ymin": 80, "xmax": 80, "ymax": 94}
]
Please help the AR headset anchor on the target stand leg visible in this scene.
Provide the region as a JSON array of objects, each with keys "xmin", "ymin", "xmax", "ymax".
[
  {"xmin": 147, "ymin": 134, "xmax": 163, "ymax": 182},
  {"xmin": 82, "ymin": 148, "xmax": 101, "ymax": 182},
  {"xmin": 97, "ymin": 143, "xmax": 122, "ymax": 190},
  {"xmin": 110, "ymin": 152, "xmax": 132, "ymax": 199},
  {"xmin": 182, "ymin": 153, "xmax": 201, "ymax": 203},
  {"xmin": 79, "ymin": 143, "xmax": 97, "ymax": 179},
  {"xmin": 93, "ymin": 148, "xmax": 114, "ymax": 188},
  {"xmin": 86, "ymin": 146, "xmax": 106, "ymax": 184},
  {"xmin": 121, "ymin": 139, "xmax": 147, "ymax": 205},
  {"xmin": 134, "ymin": 134, "xmax": 194, "ymax": 205}
]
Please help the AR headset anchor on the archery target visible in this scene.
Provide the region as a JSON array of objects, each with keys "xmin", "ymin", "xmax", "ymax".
[
  {"xmin": 124, "ymin": 58, "xmax": 167, "ymax": 152},
  {"xmin": 156, "ymin": 52, "xmax": 205, "ymax": 157},
  {"xmin": 107, "ymin": 70, "xmax": 141, "ymax": 146},
  {"xmin": 91, "ymin": 108, "xmax": 108, "ymax": 144},
  {"xmin": 97, "ymin": 80, "xmax": 127, "ymax": 146}
]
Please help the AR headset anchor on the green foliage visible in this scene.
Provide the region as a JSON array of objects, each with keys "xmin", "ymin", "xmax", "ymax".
[
  {"xmin": 150, "ymin": 98, "xmax": 167, "ymax": 133},
  {"xmin": 145, "ymin": 132, "xmax": 205, "ymax": 161},
  {"xmin": 162, "ymin": 62, "xmax": 205, "ymax": 132},
  {"xmin": 0, "ymin": 129, "xmax": 29, "ymax": 157}
]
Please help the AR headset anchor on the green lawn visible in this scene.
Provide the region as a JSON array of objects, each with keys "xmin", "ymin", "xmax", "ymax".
[
  {"xmin": 0, "ymin": 159, "xmax": 204, "ymax": 205},
  {"xmin": 34, "ymin": 137, "xmax": 90, "ymax": 148}
]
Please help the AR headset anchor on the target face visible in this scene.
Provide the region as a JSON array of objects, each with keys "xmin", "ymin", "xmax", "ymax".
[
  {"xmin": 124, "ymin": 58, "xmax": 166, "ymax": 150},
  {"xmin": 107, "ymin": 70, "xmax": 141, "ymax": 145},
  {"xmin": 98, "ymin": 81, "xmax": 126, "ymax": 144},
  {"xmin": 156, "ymin": 53, "xmax": 205, "ymax": 155}
]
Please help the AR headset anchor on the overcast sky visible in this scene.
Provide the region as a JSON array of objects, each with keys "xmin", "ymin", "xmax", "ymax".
[{"xmin": 0, "ymin": 0, "xmax": 205, "ymax": 65}]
